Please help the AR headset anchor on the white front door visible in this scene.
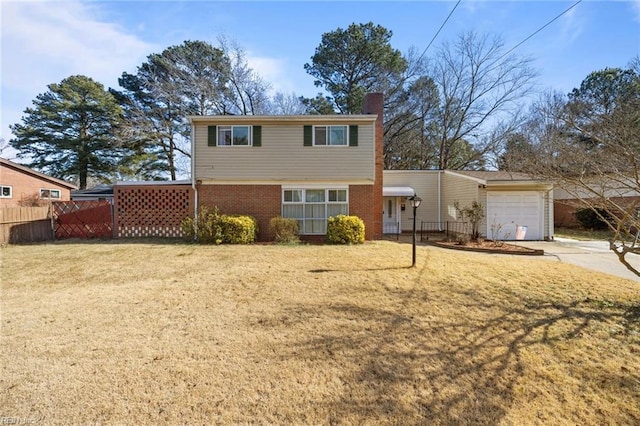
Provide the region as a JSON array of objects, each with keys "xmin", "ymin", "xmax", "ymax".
[{"xmin": 383, "ymin": 197, "xmax": 401, "ymax": 234}]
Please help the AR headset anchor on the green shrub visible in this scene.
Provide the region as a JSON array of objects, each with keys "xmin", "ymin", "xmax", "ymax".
[
  {"xmin": 326, "ymin": 215, "xmax": 365, "ymax": 244},
  {"xmin": 181, "ymin": 206, "xmax": 223, "ymax": 244},
  {"xmin": 181, "ymin": 207, "xmax": 257, "ymax": 244},
  {"xmin": 219, "ymin": 215, "xmax": 258, "ymax": 244},
  {"xmin": 269, "ymin": 217, "xmax": 300, "ymax": 243},
  {"xmin": 574, "ymin": 208, "xmax": 610, "ymax": 230}
]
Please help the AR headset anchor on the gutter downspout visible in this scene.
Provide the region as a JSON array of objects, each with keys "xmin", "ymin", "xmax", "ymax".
[
  {"xmin": 438, "ymin": 170, "xmax": 442, "ymax": 231},
  {"xmin": 190, "ymin": 118, "xmax": 198, "ymax": 237},
  {"xmin": 546, "ymin": 188, "xmax": 554, "ymax": 241}
]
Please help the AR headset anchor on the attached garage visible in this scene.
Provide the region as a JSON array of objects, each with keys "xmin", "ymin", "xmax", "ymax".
[{"xmin": 486, "ymin": 191, "xmax": 544, "ymax": 240}]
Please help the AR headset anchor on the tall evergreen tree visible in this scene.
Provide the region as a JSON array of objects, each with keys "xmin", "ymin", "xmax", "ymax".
[
  {"xmin": 10, "ymin": 75, "xmax": 122, "ymax": 189},
  {"xmin": 304, "ymin": 22, "xmax": 407, "ymax": 114}
]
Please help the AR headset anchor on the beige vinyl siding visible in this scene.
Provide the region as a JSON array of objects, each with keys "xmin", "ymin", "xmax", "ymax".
[
  {"xmin": 441, "ymin": 172, "xmax": 479, "ymax": 222},
  {"xmin": 383, "ymin": 171, "xmax": 440, "ymax": 231},
  {"xmin": 194, "ymin": 121, "xmax": 375, "ymax": 182}
]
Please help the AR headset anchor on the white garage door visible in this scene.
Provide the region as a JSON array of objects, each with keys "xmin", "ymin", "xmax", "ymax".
[{"xmin": 486, "ymin": 191, "xmax": 543, "ymax": 240}]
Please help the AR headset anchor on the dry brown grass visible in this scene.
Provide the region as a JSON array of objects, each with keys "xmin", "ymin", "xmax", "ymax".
[{"xmin": 1, "ymin": 240, "xmax": 639, "ymax": 425}]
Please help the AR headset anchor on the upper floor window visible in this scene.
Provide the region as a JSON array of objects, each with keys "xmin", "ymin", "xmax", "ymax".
[
  {"xmin": 314, "ymin": 125, "xmax": 348, "ymax": 146},
  {"xmin": 40, "ymin": 189, "xmax": 61, "ymax": 199},
  {"xmin": 0, "ymin": 186, "xmax": 12, "ymax": 198},
  {"xmin": 218, "ymin": 126, "xmax": 251, "ymax": 146}
]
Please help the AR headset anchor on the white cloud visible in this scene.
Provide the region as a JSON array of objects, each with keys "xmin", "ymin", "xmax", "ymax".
[
  {"xmin": 558, "ymin": 3, "xmax": 586, "ymax": 45},
  {"xmin": 1, "ymin": 1, "xmax": 156, "ymax": 89},
  {"xmin": 632, "ymin": 0, "xmax": 640, "ymax": 22},
  {"xmin": 0, "ymin": 0, "xmax": 157, "ymax": 144}
]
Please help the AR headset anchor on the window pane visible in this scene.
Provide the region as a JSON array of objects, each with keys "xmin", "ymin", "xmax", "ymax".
[
  {"xmin": 218, "ymin": 127, "xmax": 232, "ymax": 145},
  {"xmin": 329, "ymin": 126, "xmax": 347, "ymax": 145},
  {"xmin": 283, "ymin": 204, "xmax": 303, "ymax": 218},
  {"xmin": 233, "ymin": 126, "xmax": 250, "ymax": 145},
  {"xmin": 284, "ymin": 190, "xmax": 302, "ymax": 203},
  {"xmin": 1, "ymin": 187, "xmax": 10, "ymax": 197},
  {"xmin": 305, "ymin": 220, "xmax": 326, "ymax": 234},
  {"xmin": 314, "ymin": 126, "xmax": 327, "ymax": 145},
  {"xmin": 40, "ymin": 189, "xmax": 50, "ymax": 198},
  {"xmin": 328, "ymin": 204, "xmax": 348, "ymax": 217},
  {"xmin": 305, "ymin": 204, "xmax": 325, "ymax": 219},
  {"xmin": 305, "ymin": 189, "xmax": 325, "ymax": 203},
  {"xmin": 50, "ymin": 190, "xmax": 61, "ymax": 199}
]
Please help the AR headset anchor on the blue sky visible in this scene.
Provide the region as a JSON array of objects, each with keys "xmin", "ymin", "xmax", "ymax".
[{"xmin": 1, "ymin": 0, "xmax": 639, "ymax": 158}]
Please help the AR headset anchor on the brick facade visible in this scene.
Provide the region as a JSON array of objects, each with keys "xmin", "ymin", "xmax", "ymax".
[
  {"xmin": 197, "ymin": 184, "xmax": 281, "ymax": 241},
  {"xmin": 555, "ymin": 196, "xmax": 640, "ymax": 227},
  {"xmin": 349, "ymin": 184, "xmax": 375, "ymax": 240},
  {"xmin": 0, "ymin": 159, "xmax": 75, "ymax": 207},
  {"xmin": 362, "ymin": 93, "xmax": 384, "ymax": 239}
]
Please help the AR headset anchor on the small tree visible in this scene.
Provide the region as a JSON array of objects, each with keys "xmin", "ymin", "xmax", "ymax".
[{"xmin": 454, "ymin": 201, "xmax": 485, "ymax": 241}]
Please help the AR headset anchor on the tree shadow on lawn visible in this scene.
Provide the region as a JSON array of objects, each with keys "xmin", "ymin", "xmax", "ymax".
[{"xmin": 260, "ymin": 288, "xmax": 640, "ymax": 424}]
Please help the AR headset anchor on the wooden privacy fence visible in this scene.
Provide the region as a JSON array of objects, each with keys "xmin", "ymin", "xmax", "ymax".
[
  {"xmin": 53, "ymin": 200, "xmax": 113, "ymax": 239},
  {"xmin": 0, "ymin": 206, "xmax": 53, "ymax": 244}
]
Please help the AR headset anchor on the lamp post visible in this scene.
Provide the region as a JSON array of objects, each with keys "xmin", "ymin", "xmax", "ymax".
[{"xmin": 409, "ymin": 195, "xmax": 422, "ymax": 267}]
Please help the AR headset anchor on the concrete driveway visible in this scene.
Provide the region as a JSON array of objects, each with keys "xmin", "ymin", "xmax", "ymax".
[{"xmin": 523, "ymin": 237, "xmax": 640, "ymax": 282}]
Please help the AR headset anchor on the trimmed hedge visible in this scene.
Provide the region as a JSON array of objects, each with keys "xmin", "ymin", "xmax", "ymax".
[
  {"xmin": 574, "ymin": 208, "xmax": 610, "ymax": 230},
  {"xmin": 269, "ymin": 217, "xmax": 300, "ymax": 243},
  {"xmin": 326, "ymin": 215, "xmax": 365, "ymax": 244},
  {"xmin": 181, "ymin": 206, "xmax": 257, "ymax": 244},
  {"xmin": 219, "ymin": 215, "xmax": 258, "ymax": 244}
]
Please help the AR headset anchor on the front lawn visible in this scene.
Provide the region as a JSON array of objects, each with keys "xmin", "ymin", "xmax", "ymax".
[{"xmin": 1, "ymin": 241, "xmax": 638, "ymax": 424}]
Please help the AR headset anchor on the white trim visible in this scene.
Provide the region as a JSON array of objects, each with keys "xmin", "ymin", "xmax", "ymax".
[
  {"xmin": 383, "ymin": 186, "xmax": 415, "ymax": 197},
  {"xmin": 313, "ymin": 125, "xmax": 348, "ymax": 147},
  {"xmin": 40, "ymin": 188, "xmax": 61, "ymax": 199},
  {"xmin": 187, "ymin": 114, "xmax": 376, "ymax": 123},
  {"xmin": 281, "ymin": 187, "xmax": 350, "ymax": 235},
  {"xmin": 217, "ymin": 125, "xmax": 252, "ymax": 147},
  {"xmin": 0, "ymin": 185, "xmax": 12, "ymax": 198},
  {"xmin": 282, "ymin": 183, "xmax": 349, "ymax": 190}
]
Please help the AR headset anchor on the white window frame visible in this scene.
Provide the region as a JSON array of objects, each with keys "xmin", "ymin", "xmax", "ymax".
[
  {"xmin": 217, "ymin": 125, "xmax": 252, "ymax": 147},
  {"xmin": 40, "ymin": 188, "xmax": 61, "ymax": 199},
  {"xmin": 282, "ymin": 187, "xmax": 349, "ymax": 235},
  {"xmin": 0, "ymin": 185, "xmax": 12, "ymax": 198},
  {"xmin": 313, "ymin": 125, "xmax": 348, "ymax": 146}
]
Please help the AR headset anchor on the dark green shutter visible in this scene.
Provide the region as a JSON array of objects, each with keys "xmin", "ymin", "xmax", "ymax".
[
  {"xmin": 303, "ymin": 125, "xmax": 312, "ymax": 146},
  {"xmin": 252, "ymin": 126, "xmax": 262, "ymax": 147},
  {"xmin": 349, "ymin": 125, "xmax": 358, "ymax": 147},
  {"xmin": 207, "ymin": 125, "xmax": 217, "ymax": 147}
]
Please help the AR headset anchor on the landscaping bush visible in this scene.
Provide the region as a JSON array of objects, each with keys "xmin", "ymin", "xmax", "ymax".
[
  {"xmin": 269, "ymin": 217, "xmax": 300, "ymax": 243},
  {"xmin": 219, "ymin": 215, "xmax": 258, "ymax": 244},
  {"xmin": 574, "ymin": 208, "xmax": 610, "ymax": 230},
  {"xmin": 326, "ymin": 215, "xmax": 365, "ymax": 244},
  {"xmin": 181, "ymin": 207, "xmax": 257, "ymax": 244},
  {"xmin": 181, "ymin": 206, "xmax": 223, "ymax": 244}
]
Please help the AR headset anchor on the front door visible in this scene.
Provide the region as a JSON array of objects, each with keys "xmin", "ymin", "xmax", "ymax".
[{"xmin": 383, "ymin": 197, "xmax": 401, "ymax": 234}]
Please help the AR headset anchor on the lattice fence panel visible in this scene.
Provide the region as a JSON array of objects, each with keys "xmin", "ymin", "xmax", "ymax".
[
  {"xmin": 53, "ymin": 200, "xmax": 113, "ymax": 239},
  {"xmin": 114, "ymin": 186, "xmax": 193, "ymax": 238}
]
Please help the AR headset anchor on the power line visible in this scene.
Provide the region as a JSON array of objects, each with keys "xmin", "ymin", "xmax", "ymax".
[
  {"xmin": 417, "ymin": 0, "xmax": 462, "ymax": 62},
  {"xmin": 496, "ymin": 0, "xmax": 583, "ymax": 62}
]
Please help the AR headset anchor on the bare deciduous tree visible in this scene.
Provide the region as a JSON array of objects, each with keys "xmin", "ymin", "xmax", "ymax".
[
  {"xmin": 430, "ymin": 31, "xmax": 538, "ymax": 170},
  {"xmin": 505, "ymin": 64, "xmax": 640, "ymax": 277}
]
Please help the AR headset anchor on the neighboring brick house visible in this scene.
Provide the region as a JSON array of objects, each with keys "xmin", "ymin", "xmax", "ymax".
[
  {"xmin": 0, "ymin": 158, "xmax": 77, "ymax": 207},
  {"xmin": 189, "ymin": 93, "xmax": 384, "ymax": 241}
]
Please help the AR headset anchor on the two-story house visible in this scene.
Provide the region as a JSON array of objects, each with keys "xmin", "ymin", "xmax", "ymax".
[{"xmin": 188, "ymin": 93, "xmax": 384, "ymax": 241}]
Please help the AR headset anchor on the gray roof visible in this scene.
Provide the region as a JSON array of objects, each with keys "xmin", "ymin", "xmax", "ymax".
[{"xmin": 452, "ymin": 170, "xmax": 537, "ymax": 182}]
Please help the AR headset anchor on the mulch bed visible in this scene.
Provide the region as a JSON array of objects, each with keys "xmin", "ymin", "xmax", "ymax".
[{"xmin": 429, "ymin": 239, "xmax": 544, "ymax": 255}]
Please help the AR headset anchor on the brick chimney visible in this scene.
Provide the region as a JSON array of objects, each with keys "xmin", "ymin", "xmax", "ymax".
[{"xmin": 362, "ymin": 93, "xmax": 384, "ymax": 239}]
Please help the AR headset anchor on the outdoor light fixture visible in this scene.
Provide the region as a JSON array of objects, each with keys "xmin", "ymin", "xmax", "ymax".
[{"xmin": 408, "ymin": 195, "xmax": 422, "ymax": 267}]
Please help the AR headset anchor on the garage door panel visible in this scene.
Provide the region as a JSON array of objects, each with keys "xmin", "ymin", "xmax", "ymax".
[{"xmin": 487, "ymin": 191, "xmax": 542, "ymax": 240}]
